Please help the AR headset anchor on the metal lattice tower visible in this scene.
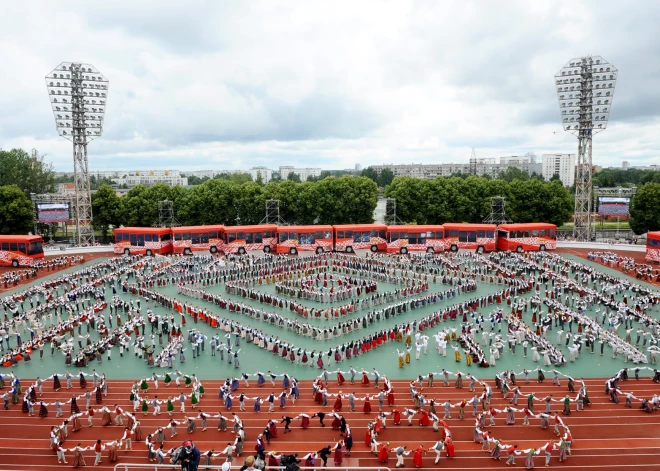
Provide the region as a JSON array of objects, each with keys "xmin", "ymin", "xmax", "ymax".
[
  {"xmin": 158, "ymin": 200, "xmax": 180, "ymax": 227},
  {"xmin": 261, "ymin": 199, "xmax": 288, "ymax": 225},
  {"xmin": 46, "ymin": 62, "xmax": 109, "ymax": 246},
  {"xmin": 483, "ymin": 196, "xmax": 511, "ymax": 224},
  {"xmin": 385, "ymin": 198, "xmax": 401, "ymax": 225},
  {"xmin": 555, "ymin": 56, "xmax": 617, "ymax": 241}
]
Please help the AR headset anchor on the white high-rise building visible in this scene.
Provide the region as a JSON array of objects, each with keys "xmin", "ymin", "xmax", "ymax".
[
  {"xmin": 279, "ymin": 166, "xmax": 322, "ymax": 181},
  {"xmin": 250, "ymin": 166, "xmax": 273, "ymax": 183},
  {"xmin": 542, "ymin": 153, "xmax": 576, "ymax": 187}
]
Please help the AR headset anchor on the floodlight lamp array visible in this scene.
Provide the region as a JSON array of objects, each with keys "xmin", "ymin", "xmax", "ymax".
[
  {"xmin": 45, "ymin": 62, "xmax": 109, "ymax": 142},
  {"xmin": 554, "ymin": 56, "xmax": 617, "ymax": 135}
]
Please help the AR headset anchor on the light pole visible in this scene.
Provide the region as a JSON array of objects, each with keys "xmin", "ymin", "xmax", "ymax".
[
  {"xmin": 45, "ymin": 62, "xmax": 109, "ymax": 246},
  {"xmin": 555, "ymin": 56, "xmax": 617, "ymax": 241}
]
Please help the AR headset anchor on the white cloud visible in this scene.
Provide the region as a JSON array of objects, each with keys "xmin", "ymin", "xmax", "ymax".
[{"xmin": 1, "ymin": 0, "xmax": 659, "ymax": 171}]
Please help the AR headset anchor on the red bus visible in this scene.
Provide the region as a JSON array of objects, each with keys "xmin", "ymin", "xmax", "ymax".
[
  {"xmin": 113, "ymin": 227, "xmax": 173, "ymax": 256},
  {"xmin": 172, "ymin": 225, "xmax": 224, "ymax": 255},
  {"xmin": 276, "ymin": 225, "xmax": 333, "ymax": 255},
  {"xmin": 223, "ymin": 224, "xmax": 277, "ymax": 255},
  {"xmin": 333, "ymin": 224, "xmax": 387, "ymax": 253},
  {"xmin": 0, "ymin": 235, "xmax": 45, "ymax": 267},
  {"xmin": 443, "ymin": 223, "xmax": 496, "ymax": 253},
  {"xmin": 385, "ymin": 225, "xmax": 445, "ymax": 254},
  {"xmin": 497, "ymin": 223, "xmax": 557, "ymax": 252},
  {"xmin": 647, "ymin": 232, "xmax": 660, "ymax": 263}
]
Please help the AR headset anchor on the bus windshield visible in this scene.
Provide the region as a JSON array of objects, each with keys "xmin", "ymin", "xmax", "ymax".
[{"xmin": 27, "ymin": 241, "xmax": 44, "ymax": 255}]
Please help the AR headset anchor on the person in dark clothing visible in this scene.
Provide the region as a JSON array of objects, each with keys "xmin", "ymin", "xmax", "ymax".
[
  {"xmin": 177, "ymin": 440, "xmax": 201, "ymax": 471},
  {"xmin": 281, "ymin": 415, "xmax": 293, "ymax": 433},
  {"xmin": 312, "ymin": 412, "xmax": 326, "ymax": 427},
  {"xmin": 318, "ymin": 445, "xmax": 332, "ymax": 467}
]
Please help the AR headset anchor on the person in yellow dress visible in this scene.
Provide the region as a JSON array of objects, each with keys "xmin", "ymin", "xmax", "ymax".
[
  {"xmin": 453, "ymin": 346, "xmax": 461, "ymax": 362},
  {"xmin": 397, "ymin": 350, "xmax": 405, "ymax": 368},
  {"xmin": 465, "ymin": 350, "xmax": 472, "ymax": 366},
  {"xmin": 405, "ymin": 346, "xmax": 412, "ymax": 364}
]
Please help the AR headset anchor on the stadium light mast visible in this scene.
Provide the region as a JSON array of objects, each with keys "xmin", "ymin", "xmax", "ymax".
[
  {"xmin": 46, "ymin": 62, "xmax": 109, "ymax": 246},
  {"xmin": 555, "ymin": 56, "xmax": 617, "ymax": 241}
]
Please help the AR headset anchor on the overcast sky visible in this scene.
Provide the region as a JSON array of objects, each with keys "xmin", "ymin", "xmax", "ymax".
[{"xmin": 1, "ymin": 1, "xmax": 659, "ymax": 172}]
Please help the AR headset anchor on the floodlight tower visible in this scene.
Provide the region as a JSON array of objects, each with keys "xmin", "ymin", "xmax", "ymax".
[
  {"xmin": 46, "ymin": 62, "xmax": 109, "ymax": 246},
  {"xmin": 555, "ymin": 56, "xmax": 617, "ymax": 241}
]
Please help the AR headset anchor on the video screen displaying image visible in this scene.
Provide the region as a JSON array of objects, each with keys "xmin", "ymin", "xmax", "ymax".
[
  {"xmin": 597, "ymin": 197, "xmax": 630, "ymax": 216},
  {"xmin": 37, "ymin": 203, "xmax": 70, "ymax": 223}
]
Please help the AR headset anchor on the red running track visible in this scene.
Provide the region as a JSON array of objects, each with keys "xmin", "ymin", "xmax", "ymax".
[{"xmin": 0, "ymin": 377, "xmax": 659, "ymax": 470}]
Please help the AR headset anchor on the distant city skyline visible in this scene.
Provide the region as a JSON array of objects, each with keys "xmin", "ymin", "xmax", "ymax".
[{"xmin": 2, "ymin": 2, "xmax": 660, "ymax": 172}]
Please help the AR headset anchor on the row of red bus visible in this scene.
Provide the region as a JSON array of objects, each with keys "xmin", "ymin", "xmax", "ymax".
[{"xmin": 112, "ymin": 222, "xmax": 558, "ymax": 257}]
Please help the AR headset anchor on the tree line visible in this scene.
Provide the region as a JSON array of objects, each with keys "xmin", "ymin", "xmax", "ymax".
[
  {"xmin": 2, "ymin": 146, "xmax": 659, "ymax": 237},
  {"xmin": 384, "ymin": 176, "xmax": 574, "ymax": 227},
  {"xmin": 90, "ymin": 177, "xmax": 379, "ymax": 239}
]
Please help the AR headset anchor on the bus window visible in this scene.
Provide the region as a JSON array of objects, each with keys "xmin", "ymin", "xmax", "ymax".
[
  {"xmin": 145, "ymin": 234, "xmax": 152, "ymax": 242},
  {"xmin": 400, "ymin": 232, "xmax": 408, "ymax": 240},
  {"xmin": 208, "ymin": 231, "xmax": 217, "ymax": 238},
  {"xmin": 130, "ymin": 234, "xmax": 137, "ymax": 246},
  {"xmin": 301, "ymin": 233, "xmax": 315, "ymax": 244},
  {"xmin": 28, "ymin": 241, "xmax": 43, "ymax": 255},
  {"xmin": 487, "ymin": 231, "xmax": 495, "ymax": 238},
  {"xmin": 1, "ymin": 242, "xmax": 8, "ymax": 250},
  {"xmin": 389, "ymin": 232, "xmax": 399, "ymax": 241},
  {"xmin": 174, "ymin": 233, "xmax": 182, "ymax": 241},
  {"xmin": 498, "ymin": 230, "xmax": 507, "ymax": 239},
  {"xmin": 380, "ymin": 230, "xmax": 386, "ymax": 238},
  {"xmin": 459, "ymin": 231, "xmax": 476, "ymax": 242},
  {"xmin": 116, "ymin": 233, "xmax": 123, "ymax": 243},
  {"xmin": 191, "ymin": 233, "xmax": 200, "ymax": 244},
  {"xmin": 418, "ymin": 233, "xmax": 427, "ymax": 244},
  {"xmin": 337, "ymin": 231, "xmax": 344, "ymax": 239},
  {"xmin": 161, "ymin": 233, "xmax": 171, "ymax": 241},
  {"xmin": 137, "ymin": 234, "xmax": 145, "ymax": 246},
  {"xmin": 237, "ymin": 232, "xmax": 245, "ymax": 241},
  {"xmin": 228, "ymin": 233, "xmax": 236, "ymax": 243},
  {"xmin": 361, "ymin": 232, "xmax": 370, "ymax": 242},
  {"xmin": 245, "ymin": 233, "xmax": 254, "ymax": 244},
  {"xmin": 477, "ymin": 230, "xmax": 485, "ymax": 238},
  {"xmin": 9, "ymin": 243, "xmax": 17, "ymax": 251},
  {"xmin": 279, "ymin": 232, "xmax": 289, "ymax": 242},
  {"xmin": 449, "ymin": 230, "xmax": 459, "ymax": 237},
  {"xmin": 255, "ymin": 232, "xmax": 263, "ymax": 243},
  {"xmin": 18, "ymin": 243, "xmax": 26, "ymax": 253},
  {"xmin": 650, "ymin": 239, "xmax": 660, "ymax": 247},
  {"xmin": 122, "ymin": 233, "xmax": 129, "ymax": 241},
  {"xmin": 548, "ymin": 230, "xmax": 555, "ymax": 238},
  {"xmin": 345, "ymin": 231, "xmax": 353, "ymax": 238},
  {"xmin": 353, "ymin": 232, "xmax": 361, "ymax": 243},
  {"xmin": 370, "ymin": 230, "xmax": 378, "ymax": 238},
  {"xmin": 532, "ymin": 230, "xmax": 538, "ymax": 237},
  {"xmin": 201, "ymin": 233, "xmax": 209, "ymax": 243},
  {"xmin": 539, "ymin": 229, "xmax": 546, "ymax": 237},
  {"xmin": 408, "ymin": 234, "xmax": 417, "ymax": 244}
]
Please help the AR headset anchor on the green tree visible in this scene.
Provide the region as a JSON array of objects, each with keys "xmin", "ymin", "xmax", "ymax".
[
  {"xmin": 360, "ymin": 167, "xmax": 379, "ymax": 185},
  {"xmin": 0, "ymin": 149, "xmax": 55, "ymax": 194},
  {"xmin": 187, "ymin": 175, "xmax": 210, "ymax": 185},
  {"xmin": 0, "ymin": 185, "xmax": 34, "ymax": 234},
  {"xmin": 630, "ymin": 183, "xmax": 660, "ymax": 234},
  {"xmin": 497, "ymin": 167, "xmax": 529, "ymax": 182},
  {"xmin": 177, "ymin": 179, "xmax": 236, "ymax": 226},
  {"xmin": 378, "ymin": 168, "xmax": 395, "ymax": 188},
  {"xmin": 549, "ymin": 173, "xmax": 562, "ymax": 183},
  {"xmin": 314, "ymin": 176, "xmax": 377, "ymax": 224},
  {"xmin": 233, "ymin": 182, "xmax": 266, "ymax": 225},
  {"xmin": 286, "ymin": 172, "xmax": 301, "ymax": 183},
  {"xmin": 91, "ymin": 184, "xmax": 121, "ymax": 241}
]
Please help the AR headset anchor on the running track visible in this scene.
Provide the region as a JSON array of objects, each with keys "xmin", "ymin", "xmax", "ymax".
[{"xmin": 1, "ymin": 377, "xmax": 659, "ymax": 470}]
